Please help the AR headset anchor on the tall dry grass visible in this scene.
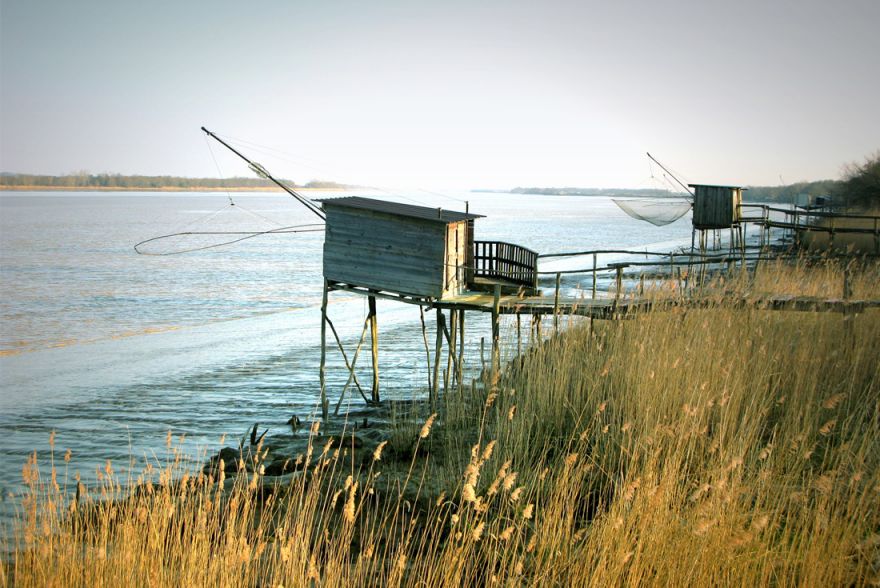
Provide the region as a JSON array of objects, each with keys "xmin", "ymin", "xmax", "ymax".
[{"xmin": 3, "ymin": 259, "xmax": 879, "ymax": 587}]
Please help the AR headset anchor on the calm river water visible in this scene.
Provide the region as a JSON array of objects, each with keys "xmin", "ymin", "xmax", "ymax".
[{"xmin": 0, "ymin": 190, "xmax": 694, "ymax": 514}]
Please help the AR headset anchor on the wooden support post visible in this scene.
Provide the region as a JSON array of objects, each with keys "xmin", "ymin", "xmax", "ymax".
[
  {"xmin": 553, "ymin": 272, "xmax": 561, "ymax": 332},
  {"xmin": 830, "ymin": 217, "xmax": 836, "ymax": 251},
  {"xmin": 698, "ymin": 231, "xmax": 706, "ymax": 285},
  {"xmin": 419, "ymin": 305, "xmax": 433, "ymax": 398},
  {"xmin": 457, "ymin": 310, "xmax": 465, "ymax": 393},
  {"xmin": 319, "ymin": 280, "xmax": 329, "ymax": 422},
  {"xmin": 432, "ymin": 309, "xmax": 445, "ymax": 408},
  {"xmin": 614, "ymin": 266, "xmax": 624, "ymax": 300},
  {"xmin": 480, "ymin": 337, "xmax": 486, "ymax": 372},
  {"xmin": 492, "ymin": 284, "xmax": 501, "ymax": 374},
  {"xmin": 444, "ymin": 309, "xmax": 457, "ymax": 394},
  {"xmin": 441, "ymin": 316, "xmax": 462, "ymax": 380},
  {"xmin": 689, "ymin": 228, "xmax": 696, "ymax": 281},
  {"xmin": 592, "ymin": 253, "xmax": 597, "ymax": 299},
  {"xmin": 516, "ymin": 313, "xmax": 522, "ymax": 357},
  {"xmin": 368, "ymin": 295, "xmax": 380, "ymax": 404},
  {"xmin": 874, "ymin": 218, "xmax": 879, "ymax": 255},
  {"xmin": 843, "ymin": 264, "xmax": 853, "ymax": 300}
]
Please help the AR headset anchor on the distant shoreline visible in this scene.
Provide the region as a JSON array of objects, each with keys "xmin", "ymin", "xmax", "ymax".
[{"xmin": 0, "ymin": 185, "xmax": 347, "ymax": 193}]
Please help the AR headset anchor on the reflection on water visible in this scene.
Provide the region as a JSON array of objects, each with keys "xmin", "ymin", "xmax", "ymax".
[{"xmin": 0, "ymin": 190, "xmax": 693, "ymax": 514}]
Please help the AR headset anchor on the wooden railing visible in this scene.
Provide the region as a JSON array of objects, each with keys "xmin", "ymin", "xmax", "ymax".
[{"xmin": 473, "ymin": 241, "xmax": 539, "ymax": 289}]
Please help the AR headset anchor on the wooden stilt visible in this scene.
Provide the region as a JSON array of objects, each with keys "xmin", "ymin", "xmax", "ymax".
[
  {"xmin": 491, "ymin": 284, "xmax": 501, "ymax": 374},
  {"xmin": 480, "ymin": 337, "xmax": 486, "ymax": 371},
  {"xmin": 450, "ymin": 309, "xmax": 458, "ymax": 387},
  {"xmin": 874, "ymin": 218, "xmax": 879, "ymax": 255},
  {"xmin": 440, "ymin": 316, "xmax": 462, "ymax": 380},
  {"xmin": 698, "ymin": 231, "xmax": 707, "ymax": 285},
  {"xmin": 614, "ymin": 266, "xmax": 624, "ymax": 300},
  {"xmin": 457, "ymin": 310, "xmax": 465, "ymax": 393},
  {"xmin": 689, "ymin": 228, "xmax": 696, "ymax": 281},
  {"xmin": 516, "ymin": 313, "xmax": 522, "ymax": 357},
  {"xmin": 444, "ymin": 309, "xmax": 457, "ymax": 394},
  {"xmin": 368, "ymin": 295, "xmax": 380, "ymax": 404},
  {"xmin": 419, "ymin": 305, "xmax": 433, "ymax": 398},
  {"xmin": 553, "ymin": 272, "xmax": 561, "ymax": 332},
  {"xmin": 319, "ymin": 280, "xmax": 329, "ymax": 422},
  {"xmin": 591, "ymin": 253, "xmax": 597, "ymax": 299},
  {"xmin": 432, "ymin": 309, "xmax": 445, "ymax": 408}
]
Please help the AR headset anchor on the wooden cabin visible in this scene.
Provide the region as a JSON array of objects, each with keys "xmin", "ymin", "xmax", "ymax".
[
  {"xmin": 320, "ymin": 197, "xmax": 483, "ymax": 300},
  {"xmin": 688, "ymin": 184, "xmax": 745, "ymax": 229}
]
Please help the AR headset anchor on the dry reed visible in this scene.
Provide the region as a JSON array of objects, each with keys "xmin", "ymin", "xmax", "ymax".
[{"xmin": 3, "ymin": 258, "xmax": 878, "ymax": 587}]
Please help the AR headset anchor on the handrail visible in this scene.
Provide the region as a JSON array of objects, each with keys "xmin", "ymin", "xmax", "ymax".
[
  {"xmin": 741, "ymin": 203, "xmax": 880, "ymax": 221},
  {"xmin": 539, "ymin": 248, "xmax": 682, "ymax": 259},
  {"xmin": 473, "ymin": 240, "xmax": 538, "ymax": 288},
  {"xmin": 535, "ymin": 248, "xmax": 879, "ymax": 276}
]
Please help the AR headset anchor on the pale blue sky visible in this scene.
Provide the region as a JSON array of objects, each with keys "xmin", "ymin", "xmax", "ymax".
[{"xmin": 1, "ymin": 0, "xmax": 878, "ymax": 189}]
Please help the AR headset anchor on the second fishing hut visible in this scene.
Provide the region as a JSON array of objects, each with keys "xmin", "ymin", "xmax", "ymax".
[
  {"xmin": 688, "ymin": 183, "xmax": 747, "ymax": 252},
  {"xmin": 316, "ymin": 196, "xmax": 539, "ymax": 417}
]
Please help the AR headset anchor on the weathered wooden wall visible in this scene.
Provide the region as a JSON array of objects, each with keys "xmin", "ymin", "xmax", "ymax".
[
  {"xmin": 323, "ymin": 205, "xmax": 453, "ymax": 298},
  {"xmin": 692, "ymin": 185, "xmax": 743, "ymax": 229}
]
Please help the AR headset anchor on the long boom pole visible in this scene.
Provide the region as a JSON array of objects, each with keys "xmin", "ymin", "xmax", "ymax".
[
  {"xmin": 201, "ymin": 126, "xmax": 326, "ymax": 221},
  {"xmin": 646, "ymin": 152, "xmax": 695, "ymax": 197}
]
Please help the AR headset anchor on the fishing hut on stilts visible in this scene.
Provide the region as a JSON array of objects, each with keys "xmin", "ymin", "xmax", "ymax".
[
  {"xmin": 688, "ymin": 183, "xmax": 747, "ymax": 255},
  {"xmin": 316, "ymin": 197, "xmax": 540, "ymax": 420}
]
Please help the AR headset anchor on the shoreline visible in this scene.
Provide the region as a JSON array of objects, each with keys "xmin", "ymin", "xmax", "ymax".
[{"xmin": 0, "ymin": 185, "xmax": 351, "ymax": 193}]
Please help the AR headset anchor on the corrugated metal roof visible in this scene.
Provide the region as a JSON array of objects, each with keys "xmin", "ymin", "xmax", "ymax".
[
  {"xmin": 688, "ymin": 184, "xmax": 748, "ymax": 190},
  {"xmin": 318, "ymin": 196, "xmax": 484, "ymax": 223}
]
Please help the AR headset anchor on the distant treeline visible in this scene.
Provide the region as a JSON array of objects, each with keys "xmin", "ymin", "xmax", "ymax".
[
  {"xmin": 506, "ymin": 183, "xmax": 841, "ymax": 204},
  {"xmin": 744, "ymin": 151, "xmax": 878, "ymax": 211},
  {"xmin": 743, "ymin": 180, "xmax": 838, "ymax": 204},
  {"xmin": 0, "ymin": 173, "xmax": 357, "ymax": 191}
]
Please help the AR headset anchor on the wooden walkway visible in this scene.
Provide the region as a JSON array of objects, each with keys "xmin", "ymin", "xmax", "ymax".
[{"xmin": 436, "ymin": 290, "xmax": 880, "ymax": 319}]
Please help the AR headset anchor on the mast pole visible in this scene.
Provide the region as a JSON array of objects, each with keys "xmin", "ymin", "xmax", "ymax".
[
  {"xmin": 201, "ymin": 126, "xmax": 326, "ymax": 220},
  {"xmin": 646, "ymin": 152, "xmax": 695, "ymax": 197}
]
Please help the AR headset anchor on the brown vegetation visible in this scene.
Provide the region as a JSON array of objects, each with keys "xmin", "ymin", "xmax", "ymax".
[{"xmin": 3, "ymin": 259, "xmax": 879, "ymax": 586}]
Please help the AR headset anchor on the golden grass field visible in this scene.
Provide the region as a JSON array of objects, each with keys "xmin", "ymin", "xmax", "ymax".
[{"xmin": 3, "ymin": 258, "xmax": 879, "ymax": 587}]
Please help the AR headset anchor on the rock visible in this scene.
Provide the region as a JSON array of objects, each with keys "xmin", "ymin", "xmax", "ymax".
[
  {"xmin": 326, "ymin": 433, "xmax": 365, "ymax": 449},
  {"xmin": 202, "ymin": 446, "xmax": 241, "ymax": 476},
  {"xmin": 263, "ymin": 456, "xmax": 301, "ymax": 476}
]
